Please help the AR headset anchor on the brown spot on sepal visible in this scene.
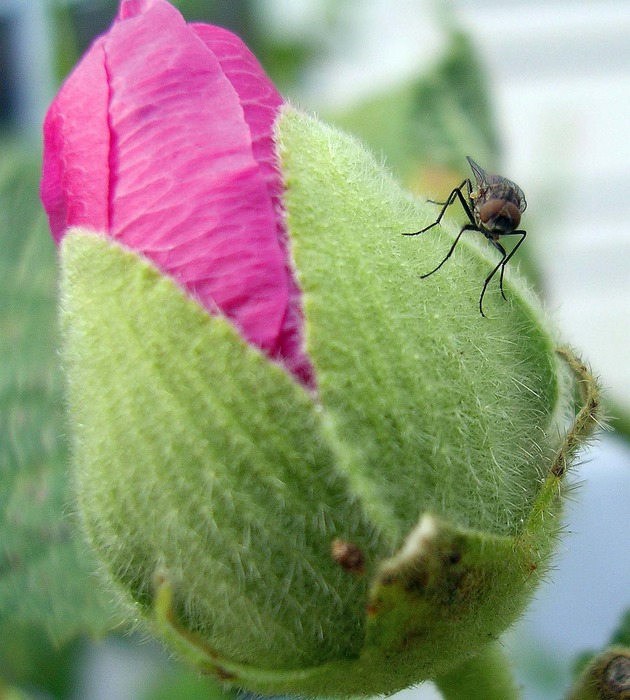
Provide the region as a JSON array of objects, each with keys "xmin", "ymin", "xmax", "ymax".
[{"xmin": 331, "ymin": 539, "xmax": 365, "ymax": 575}]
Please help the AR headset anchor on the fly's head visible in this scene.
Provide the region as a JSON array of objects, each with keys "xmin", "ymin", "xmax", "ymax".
[{"xmin": 467, "ymin": 157, "xmax": 527, "ymax": 237}]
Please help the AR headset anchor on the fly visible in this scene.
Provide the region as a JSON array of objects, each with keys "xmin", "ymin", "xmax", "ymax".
[{"xmin": 404, "ymin": 157, "xmax": 527, "ymax": 318}]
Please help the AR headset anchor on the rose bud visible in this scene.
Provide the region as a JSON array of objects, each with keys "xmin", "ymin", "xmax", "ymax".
[{"xmin": 41, "ymin": 0, "xmax": 599, "ymax": 696}]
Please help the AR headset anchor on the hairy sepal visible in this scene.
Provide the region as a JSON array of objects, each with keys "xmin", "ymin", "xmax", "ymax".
[
  {"xmin": 277, "ymin": 106, "xmax": 571, "ymax": 544},
  {"xmin": 60, "ymin": 230, "xmax": 383, "ymax": 670}
]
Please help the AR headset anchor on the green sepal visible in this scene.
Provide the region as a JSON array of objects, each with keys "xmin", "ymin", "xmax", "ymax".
[
  {"xmin": 277, "ymin": 106, "xmax": 570, "ymax": 544},
  {"xmin": 365, "ymin": 514, "xmax": 538, "ymax": 662},
  {"xmin": 60, "ymin": 230, "xmax": 384, "ymax": 670}
]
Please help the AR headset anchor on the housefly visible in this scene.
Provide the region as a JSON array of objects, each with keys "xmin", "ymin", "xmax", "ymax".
[{"xmin": 404, "ymin": 157, "xmax": 527, "ymax": 318}]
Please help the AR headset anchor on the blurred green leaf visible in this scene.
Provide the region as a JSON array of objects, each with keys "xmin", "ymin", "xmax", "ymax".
[
  {"xmin": 141, "ymin": 665, "xmax": 240, "ymax": 700},
  {"xmin": 257, "ymin": 39, "xmax": 318, "ymax": 96},
  {"xmin": 607, "ymin": 399, "xmax": 630, "ymax": 444},
  {"xmin": 0, "ymin": 147, "xmax": 123, "ymax": 653},
  {"xmin": 0, "ymin": 623, "xmax": 82, "ymax": 699},
  {"xmin": 0, "ymin": 682, "xmax": 35, "ymax": 700},
  {"xmin": 515, "ymin": 638, "xmax": 567, "ymax": 699},
  {"xmin": 610, "ymin": 609, "xmax": 630, "ymax": 647},
  {"xmin": 50, "ymin": 4, "xmax": 82, "ymax": 83}
]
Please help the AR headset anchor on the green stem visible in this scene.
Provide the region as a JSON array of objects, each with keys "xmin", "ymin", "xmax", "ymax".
[{"xmin": 434, "ymin": 642, "xmax": 521, "ymax": 700}]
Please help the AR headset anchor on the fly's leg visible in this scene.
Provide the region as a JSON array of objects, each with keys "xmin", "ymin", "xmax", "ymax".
[
  {"xmin": 403, "ymin": 180, "xmax": 473, "ymax": 236},
  {"xmin": 481, "ymin": 231, "xmax": 527, "ymax": 316},
  {"xmin": 421, "ymin": 224, "xmax": 479, "ymax": 279},
  {"xmin": 480, "ymin": 241, "xmax": 507, "ymax": 318},
  {"xmin": 497, "ymin": 231, "xmax": 527, "ymax": 299}
]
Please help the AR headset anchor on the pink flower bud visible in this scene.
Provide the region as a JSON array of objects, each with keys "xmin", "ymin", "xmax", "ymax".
[{"xmin": 41, "ymin": 0, "xmax": 314, "ymax": 388}]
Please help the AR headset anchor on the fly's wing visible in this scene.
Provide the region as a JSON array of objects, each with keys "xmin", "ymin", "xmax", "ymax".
[
  {"xmin": 504, "ymin": 177, "xmax": 527, "ymax": 212},
  {"xmin": 491, "ymin": 175, "xmax": 527, "ymax": 212},
  {"xmin": 514, "ymin": 181, "xmax": 527, "ymax": 212},
  {"xmin": 466, "ymin": 156, "xmax": 527, "ymax": 212},
  {"xmin": 466, "ymin": 157, "xmax": 489, "ymax": 188}
]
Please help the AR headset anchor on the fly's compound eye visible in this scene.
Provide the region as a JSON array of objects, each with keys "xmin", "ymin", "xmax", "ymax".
[{"xmin": 478, "ymin": 199, "xmax": 521, "ymax": 233}]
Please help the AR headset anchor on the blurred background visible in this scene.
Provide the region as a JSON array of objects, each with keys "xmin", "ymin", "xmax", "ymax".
[{"xmin": 1, "ymin": 1, "xmax": 629, "ymax": 699}]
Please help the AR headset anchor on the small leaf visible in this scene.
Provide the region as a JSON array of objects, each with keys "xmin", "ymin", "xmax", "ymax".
[{"xmin": 141, "ymin": 663, "xmax": 240, "ymax": 700}]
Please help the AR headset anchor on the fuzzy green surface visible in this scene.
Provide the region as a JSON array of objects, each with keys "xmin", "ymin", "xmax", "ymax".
[
  {"xmin": 434, "ymin": 642, "xmax": 521, "ymax": 700},
  {"xmin": 153, "ymin": 511, "xmax": 553, "ymax": 697},
  {"xmin": 567, "ymin": 648, "xmax": 630, "ymax": 700},
  {"xmin": 60, "ymin": 106, "xmax": 574, "ymax": 695},
  {"xmin": 278, "ymin": 106, "xmax": 569, "ymax": 545},
  {"xmin": 61, "ymin": 231, "xmax": 385, "ymax": 670}
]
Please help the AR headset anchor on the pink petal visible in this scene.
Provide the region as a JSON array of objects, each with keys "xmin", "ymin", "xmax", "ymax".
[
  {"xmin": 41, "ymin": 37, "xmax": 110, "ymax": 242},
  {"xmin": 192, "ymin": 24, "xmax": 314, "ymax": 387},
  {"xmin": 105, "ymin": 0, "xmax": 289, "ymax": 354},
  {"xmin": 191, "ymin": 24, "xmax": 283, "ymax": 203},
  {"xmin": 41, "ymin": 0, "xmax": 315, "ymax": 387}
]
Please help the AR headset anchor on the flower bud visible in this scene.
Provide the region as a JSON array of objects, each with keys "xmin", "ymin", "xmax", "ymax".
[
  {"xmin": 41, "ymin": 0, "xmax": 312, "ymax": 386},
  {"xmin": 42, "ymin": 0, "xmax": 599, "ymax": 695}
]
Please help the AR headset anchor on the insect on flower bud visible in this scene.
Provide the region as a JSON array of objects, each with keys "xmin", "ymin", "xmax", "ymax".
[{"xmin": 405, "ymin": 156, "xmax": 528, "ymax": 317}]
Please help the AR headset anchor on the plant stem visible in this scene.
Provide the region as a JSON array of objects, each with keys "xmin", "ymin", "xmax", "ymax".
[{"xmin": 434, "ymin": 642, "xmax": 521, "ymax": 700}]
